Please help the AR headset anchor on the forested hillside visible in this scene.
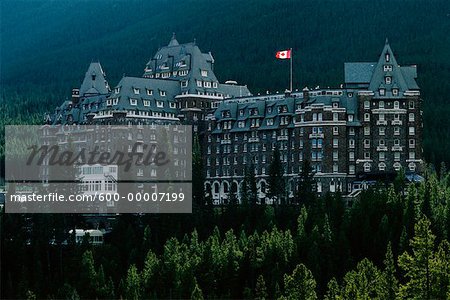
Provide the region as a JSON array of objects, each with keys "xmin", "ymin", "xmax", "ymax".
[{"xmin": 1, "ymin": 0, "xmax": 450, "ymax": 165}]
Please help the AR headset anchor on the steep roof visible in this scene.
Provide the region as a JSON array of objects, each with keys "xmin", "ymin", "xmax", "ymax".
[{"xmin": 79, "ymin": 62, "xmax": 110, "ymax": 96}]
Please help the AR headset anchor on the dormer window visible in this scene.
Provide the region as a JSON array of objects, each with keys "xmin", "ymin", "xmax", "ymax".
[
  {"xmin": 379, "ymin": 88, "xmax": 386, "ymax": 96},
  {"xmin": 179, "ymin": 70, "xmax": 188, "ymax": 76},
  {"xmin": 146, "ymin": 89, "xmax": 153, "ymax": 96},
  {"xmin": 196, "ymin": 80, "xmax": 202, "ymax": 87},
  {"xmin": 384, "ymin": 65, "xmax": 393, "ymax": 72},
  {"xmin": 213, "ymin": 82, "xmax": 218, "ymax": 88},
  {"xmin": 130, "ymin": 99, "xmax": 138, "ymax": 106},
  {"xmin": 348, "ymin": 114, "xmax": 354, "ymax": 122},
  {"xmin": 201, "ymin": 70, "xmax": 208, "ymax": 77},
  {"xmin": 392, "ymin": 88, "xmax": 399, "ymax": 96},
  {"xmin": 156, "ymin": 54, "xmax": 162, "ymax": 59},
  {"xmin": 133, "ymin": 88, "xmax": 140, "ymax": 95},
  {"xmin": 181, "ymin": 81, "xmax": 188, "ymax": 88},
  {"xmin": 91, "ymin": 74, "xmax": 96, "ymax": 81},
  {"xmin": 143, "ymin": 100, "xmax": 150, "ymax": 107},
  {"xmin": 169, "ymin": 102, "xmax": 176, "ymax": 109},
  {"xmin": 239, "ymin": 109, "xmax": 244, "ymax": 116},
  {"xmin": 385, "ymin": 53, "xmax": 390, "ymax": 62},
  {"xmin": 385, "ymin": 76, "xmax": 392, "ymax": 84},
  {"xmin": 115, "ymin": 87, "xmax": 120, "ymax": 94},
  {"xmin": 159, "ymin": 90, "xmax": 166, "ymax": 97},
  {"xmin": 204, "ymin": 81, "xmax": 212, "ymax": 88},
  {"xmin": 156, "ymin": 101, "xmax": 164, "ymax": 108}
]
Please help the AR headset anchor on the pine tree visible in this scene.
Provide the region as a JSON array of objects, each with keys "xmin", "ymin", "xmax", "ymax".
[
  {"xmin": 381, "ymin": 242, "xmax": 398, "ymax": 300},
  {"xmin": 296, "ymin": 159, "xmax": 316, "ymax": 207},
  {"xmin": 398, "ymin": 217, "xmax": 435, "ymax": 299},
  {"xmin": 254, "ymin": 274, "xmax": 268, "ymax": 300},
  {"xmin": 124, "ymin": 265, "xmax": 141, "ymax": 300},
  {"xmin": 267, "ymin": 146, "xmax": 285, "ymax": 205},
  {"xmin": 191, "ymin": 279, "xmax": 204, "ymax": 300},
  {"xmin": 283, "ymin": 263, "xmax": 317, "ymax": 300},
  {"xmin": 324, "ymin": 277, "xmax": 340, "ymax": 300}
]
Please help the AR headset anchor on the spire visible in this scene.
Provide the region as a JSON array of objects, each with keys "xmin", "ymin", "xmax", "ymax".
[
  {"xmin": 168, "ymin": 32, "xmax": 179, "ymax": 47},
  {"xmin": 385, "ymin": 37, "xmax": 389, "ymax": 45}
]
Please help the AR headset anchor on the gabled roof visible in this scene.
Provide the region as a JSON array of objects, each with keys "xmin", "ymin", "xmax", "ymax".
[
  {"xmin": 79, "ymin": 62, "xmax": 110, "ymax": 96},
  {"xmin": 368, "ymin": 41, "xmax": 419, "ymax": 97}
]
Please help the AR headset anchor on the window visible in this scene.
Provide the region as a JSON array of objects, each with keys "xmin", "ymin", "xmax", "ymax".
[
  {"xmin": 333, "ymin": 164, "xmax": 339, "ymax": 173},
  {"xmin": 394, "ymin": 127, "xmax": 400, "ymax": 135},
  {"xmin": 409, "ymin": 163, "xmax": 416, "ymax": 171},
  {"xmin": 364, "ymin": 101, "xmax": 370, "ymax": 109},
  {"xmin": 364, "ymin": 139, "xmax": 370, "ymax": 148},
  {"xmin": 349, "ymin": 139, "xmax": 355, "ymax": 148},
  {"xmin": 204, "ymin": 81, "xmax": 211, "ymax": 88},
  {"xmin": 409, "ymin": 101, "xmax": 415, "ymax": 109},
  {"xmin": 364, "ymin": 113, "xmax": 370, "ymax": 122},
  {"xmin": 181, "ymin": 81, "xmax": 188, "ymax": 87},
  {"xmin": 393, "ymin": 89, "xmax": 399, "ymax": 96},
  {"xmin": 332, "ymin": 127, "xmax": 339, "ymax": 135},
  {"xmin": 160, "ymin": 90, "xmax": 166, "ymax": 96},
  {"xmin": 379, "ymin": 163, "xmax": 386, "ymax": 171},
  {"xmin": 349, "ymin": 128, "xmax": 355, "ymax": 135},
  {"xmin": 364, "ymin": 152, "xmax": 371, "ymax": 159},
  {"xmin": 409, "ymin": 152, "xmax": 416, "ymax": 160},
  {"xmin": 364, "ymin": 126, "xmax": 370, "ymax": 136},
  {"xmin": 333, "ymin": 138, "xmax": 339, "ymax": 148},
  {"xmin": 156, "ymin": 101, "xmax": 164, "ymax": 108},
  {"xmin": 201, "ymin": 70, "xmax": 208, "ymax": 77},
  {"xmin": 394, "ymin": 152, "xmax": 400, "ymax": 161},
  {"xmin": 409, "ymin": 113, "xmax": 415, "ymax": 122},
  {"xmin": 379, "ymin": 139, "xmax": 385, "ymax": 146},
  {"xmin": 379, "ymin": 152, "xmax": 385, "ymax": 161},
  {"xmin": 379, "ymin": 88, "xmax": 386, "ymax": 96},
  {"xmin": 385, "ymin": 53, "xmax": 390, "ymax": 62},
  {"xmin": 349, "ymin": 165, "xmax": 355, "ymax": 174},
  {"xmin": 133, "ymin": 88, "xmax": 140, "ymax": 94},
  {"xmin": 333, "ymin": 151, "xmax": 338, "ymax": 161},
  {"xmin": 385, "ymin": 76, "xmax": 392, "ymax": 84},
  {"xmin": 333, "ymin": 113, "xmax": 338, "ymax": 121},
  {"xmin": 409, "ymin": 127, "xmax": 415, "ymax": 135},
  {"xmin": 379, "ymin": 127, "xmax": 385, "ymax": 135},
  {"xmin": 394, "ymin": 101, "xmax": 399, "ymax": 109},
  {"xmin": 394, "ymin": 139, "xmax": 400, "ymax": 146},
  {"xmin": 364, "ymin": 163, "xmax": 371, "ymax": 172},
  {"xmin": 394, "ymin": 163, "xmax": 401, "ymax": 171},
  {"xmin": 349, "ymin": 152, "xmax": 355, "ymax": 161},
  {"xmin": 383, "ymin": 65, "xmax": 392, "ymax": 71},
  {"xmin": 348, "ymin": 114, "xmax": 354, "ymax": 122},
  {"xmin": 213, "ymin": 82, "xmax": 218, "ymax": 88},
  {"xmin": 409, "ymin": 139, "xmax": 415, "ymax": 148},
  {"xmin": 146, "ymin": 89, "xmax": 153, "ymax": 96},
  {"xmin": 143, "ymin": 100, "xmax": 150, "ymax": 107},
  {"xmin": 379, "ymin": 101, "xmax": 385, "ymax": 109},
  {"xmin": 318, "ymin": 113, "xmax": 323, "ymax": 121},
  {"xmin": 130, "ymin": 99, "xmax": 137, "ymax": 106},
  {"xmin": 196, "ymin": 80, "xmax": 202, "ymax": 87}
]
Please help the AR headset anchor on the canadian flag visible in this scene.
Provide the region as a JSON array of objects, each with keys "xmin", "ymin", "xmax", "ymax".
[{"xmin": 276, "ymin": 49, "xmax": 291, "ymax": 59}]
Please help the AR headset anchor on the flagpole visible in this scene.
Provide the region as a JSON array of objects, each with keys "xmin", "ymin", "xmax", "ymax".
[{"xmin": 290, "ymin": 48, "xmax": 293, "ymax": 92}]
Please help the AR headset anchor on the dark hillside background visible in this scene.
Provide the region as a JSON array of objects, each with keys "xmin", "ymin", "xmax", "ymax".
[{"xmin": 1, "ymin": 0, "xmax": 450, "ymax": 165}]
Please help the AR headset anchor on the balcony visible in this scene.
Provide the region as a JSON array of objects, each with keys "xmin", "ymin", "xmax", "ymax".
[
  {"xmin": 392, "ymin": 120, "xmax": 402, "ymax": 125},
  {"xmin": 249, "ymin": 137, "xmax": 260, "ymax": 142},
  {"xmin": 277, "ymin": 136, "xmax": 289, "ymax": 141},
  {"xmin": 221, "ymin": 140, "xmax": 231, "ymax": 144},
  {"xmin": 376, "ymin": 120, "xmax": 387, "ymax": 125},
  {"xmin": 376, "ymin": 146, "xmax": 388, "ymax": 151}
]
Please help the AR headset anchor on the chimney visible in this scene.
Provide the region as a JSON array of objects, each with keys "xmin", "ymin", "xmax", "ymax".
[
  {"xmin": 284, "ymin": 89, "xmax": 291, "ymax": 98},
  {"xmin": 302, "ymin": 87, "xmax": 310, "ymax": 101},
  {"xmin": 72, "ymin": 88, "xmax": 80, "ymax": 105}
]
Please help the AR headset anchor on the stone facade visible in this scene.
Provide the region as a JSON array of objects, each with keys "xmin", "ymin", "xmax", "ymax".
[{"xmin": 49, "ymin": 36, "xmax": 424, "ymax": 203}]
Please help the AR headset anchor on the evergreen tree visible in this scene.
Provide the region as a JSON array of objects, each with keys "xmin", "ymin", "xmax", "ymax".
[
  {"xmin": 398, "ymin": 217, "xmax": 435, "ymax": 299},
  {"xmin": 283, "ymin": 263, "xmax": 317, "ymax": 300},
  {"xmin": 381, "ymin": 242, "xmax": 398, "ymax": 300},
  {"xmin": 191, "ymin": 279, "xmax": 204, "ymax": 300},
  {"xmin": 124, "ymin": 265, "xmax": 141, "ymax": 300},
  {"xmin": 324, "ymin": 277, "xmax": 340, "ymax": 300},
  {"xmin": 254, "ymin": 274, "xmax": 268, "ymax": 300},
  {"xmin": 267, "ymin": 146, "xmax": 285, "ymax": 205},
  {"xmin": 296, "ymin": 159, "xmax": 316, "ymax": 207}
]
